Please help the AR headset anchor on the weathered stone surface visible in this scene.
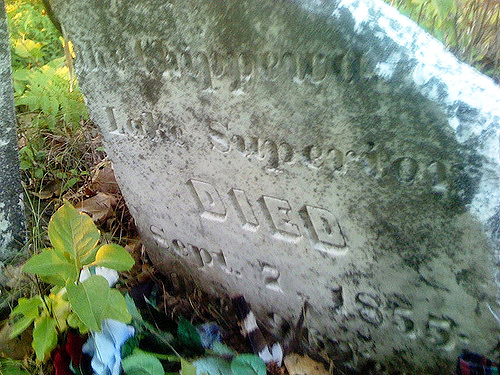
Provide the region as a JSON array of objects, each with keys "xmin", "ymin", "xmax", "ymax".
[
  {"xmin": 50, "ymin": 0, "xmax": 500, "ymax": 371},
  {"xmin": 0, "ymin": 1, "xmax": 25, "ymax": 260}
]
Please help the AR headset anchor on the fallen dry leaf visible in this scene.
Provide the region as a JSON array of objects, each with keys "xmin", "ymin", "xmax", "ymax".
[
  {"xmin": 75, "ymin": 192, "xmax": 117, "ymax": 222},
  {"xmin": 32, "ymin": 180, "xmax": 63, "ymax": 199},
  {"xmin": 284, "ymin": 353, "xmax": 332, "ymax": 375},
  {"xmin": 0, "ymin": 323, "xmax": 32, "ymax": 360},
  {"xmin": 91, "ymin": 161, "xmax": 120, "ymax": 195}
]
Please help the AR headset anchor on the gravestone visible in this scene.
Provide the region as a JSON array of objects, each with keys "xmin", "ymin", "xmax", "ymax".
[
  {"xmin": 0, "ymin": 1, "xmax": 25, "ymax": 261},
  {"xmin": 49, "ymin": 0, "xmax": 500, "ymax": 371}
]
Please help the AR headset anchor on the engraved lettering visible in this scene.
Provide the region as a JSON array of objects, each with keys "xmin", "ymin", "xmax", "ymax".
[
  {"xmin": 171, "ymin": 239, "xmax": 188, "ymax": 257},
  {"xmin": 194, "ymin": 52, "xmax": 212, "ymax": 89},
  {"xmin": 426, "ymin": 315, "xmax": 455, "ymax": 349},
  {"xmin": 392, "ymin": 157, "xmax": 418, "ymax": 184},
  {"xmin": 324, "ymin": 147, "xmax": 343, "ymax": 172},
  {"xmin": 260, "ymin": 196, "xmax": 301, "ymax": 241},
  {"xmin": 186, "ymin": 243, "xmax": 204, "ymax": 267},
  {"xmin": 281, "ymin": 52, "xmax": 297, "ymax": 79},
  {"xmin": 208, "ymin": 120, "xmax": 230, "ymax": 153},
  {"xmin": 260, "ymin": 52, "xmax": 279, "ymax": 80},
  {"xmin": 141, "ymin": 111, "xmax": 157, "ymax": 138},
  {"xmin": 232, "ymin": 134, "xmax": 246, "ymax": 154},
  {"xmin": 143, "ymin": 40, "xmax": 167, "ymax": 73},
  {"xmin": 312, "ymin": 53, "xmax": 328, "ymax": 82},
  {"xmin": 356, "ymin": 292, "xmax": 383, "ymax": 326},
  {"xmin": 258, "ymin": 139, "xmax": 279, "ymax": 169},
  {"xmin": 188, "ymin": 179, "xmax": 227, "ymax": 221},
  {"xmin": 426, "ymin": 161, "xmax": 448, "ymax": 194},
  {"xmin": 164, "ymin": 48, "xmax": 180, "ymax": 75},
  {"xmin": 199, "ymin": 248, "xmax": 213, "ymax": 266},
  {"xmin": 303, "ymin": 145, "xmax": 324, "ymax": 168},
  {"xmin": 180, "ymin": 51, "xmax": 193, "ymax": 74},
  {"xmin": 260, "ymin": 262, "xmax": 283, "ymax": 293},
  {"xmin": 297, "ymin": 53, "xmax": 313, "ymax": 81},
  {"xmin": 278, "ymin": 142, "xmax": 294, "ymax": 163},
  {"xmin": 210, "ymin": 51, "xmax": 225, "ymax": 78},
  {"xmin": 301, "ymin": 206, "xmax": 347, "ymax": 255},
  {"xmin": 150, "ymin": 225, "xmax": 169, "ymax": 248},
  {"xmin": 230, "ymin": 188, "xmax": 259, "ymax": 231},
  {"xmin": 387, "ymin": 294, "xmax": 415, "ymax": 336},
  {"xmin": 239, "ymin": 51, "xmax": 255, "ymax": 82},
  {"xmin": 104, "ymin": 107, "xmax": 118, "ymax": 132}
]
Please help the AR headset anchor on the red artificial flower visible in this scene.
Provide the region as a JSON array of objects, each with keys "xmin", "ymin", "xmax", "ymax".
[
  {"xmin": 65, "ymin": 330, "xmax": 86, "ymax": 366},
  {"xmin": 51, "ymin": 346, "xmax": 73, "ymax": 375}
]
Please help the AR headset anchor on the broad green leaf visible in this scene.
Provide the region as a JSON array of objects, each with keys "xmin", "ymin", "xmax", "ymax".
[
  {"xmin": 48, "ymin": 202, "xmax": 100, "ymax": 266},
  {"xmin": 182, "ymin": 359, "xmax": 198, "ymax": 375},
  {"xmin": 10, "ymin": 315, "xmax": 36, "ymax": 339},
  {"xmin": 122, "ymin": 350, "xmax": 164, "ymax": 375},
  {"xmin": 23, "ymin": 248, "xmax": 77, "ymax": 283},
  {"xmin": 177, "ymin": 316, "xmax": 203, "ymax": 352},
  {"xmin": 39, "ymin": 274, "xmax": 67, "ymax": 287},
  {"xmin": 192, "ymin": 357, "xmax": 232, "ymax": 375},
  {"xmin": 9, "ymin": 296, "xmax": 43, "ymax": 338},
  {"xmin": 231, "ymin": 355, "xmax": 266, "ymax": 375},
  {"xmin": 125, "ymin": 294, "xmax": 142, "ymax": 322},
  {"xmin": 2, "ymin": 364, "xmax": 30, "ymax": 375},
  {"xmin": 66, "ymin": 275, "xmax": 109, "ymax": 331},
  {"xmin": 10, "ymin": 296, "xmax": 42, "ymax": 318},
  {"xmin": 32, "ymin": 316, "xmax": 57, "ymax": 362},
  {"xmin": 92, "ymin": 244, "xmax": 135, "ymax": 271},
  {"xmin": 104, "ymin": 289, "xmax": 132, "ymax": 324}
]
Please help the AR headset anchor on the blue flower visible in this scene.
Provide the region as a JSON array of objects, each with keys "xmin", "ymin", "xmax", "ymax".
[{"xmin": 82, "ymin": 319, "xmax": 135, "ymax": 375}]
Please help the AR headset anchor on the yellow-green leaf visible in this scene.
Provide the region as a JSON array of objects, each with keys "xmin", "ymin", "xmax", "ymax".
[
  {"xmin": 33, "ymin": 316, "xmax": 57, "ymax": 362},
  {"xmin": 14, "ymin": 39, "xmax": 42, "ymax": 59},
  {"xmin": 105, "ymin": 289, "xmax": 132, "ymax": 324},
  {"xmin": 48, "ymin": 202, "xmax": 100, "ymax": 266},
  {"xmin": 66, "ymin": 275, "xmax": 109, "ymax": 331},
  {"xmin": 49, "ymin": 292, "xmax": 71, "ymax": 332},
  {"xmin": 181, "ymin": 359, "xmax": 197, "ymax": 375},
  {"xmin": 23, "ymin": 248, "xmax": 78, "ymax": 284},
  {"xmin": 92, "ymin": 244, "xmax": 135, "ymax": 271}
]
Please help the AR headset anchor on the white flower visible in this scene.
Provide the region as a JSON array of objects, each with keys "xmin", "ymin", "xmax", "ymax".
[
  {"xmin": 82, "ymin": 319, "xmax": 135, "ymax": 375},
  {"xmin": 79, "ymin": 266, "xmax": 119, "ymax": 287}
]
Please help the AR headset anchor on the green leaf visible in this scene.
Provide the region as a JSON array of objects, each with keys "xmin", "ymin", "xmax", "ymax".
[
  {"xmin": 210, "ymin": 342, "xmax": 236, "ymax": 357},
  {"xmin": 177, "ymin": 317, "xmax": 203, "ymax": 352},
  {"xmin": 2, "ymin": 364, "xmax": 30, "ymax": 375},
  {"xmin": 104, "ymin": 289, "xmax": 132, "ymax": 324},
  {"xmin": 32, "ymin": 316, "xmax": 58, "ymax": 362},
  {"xmin": 10, "ymin": 315, "xmax": 36, "ymax": 339},
  {"xmin": 125, "ymin": 294, "xmax": 142, "ymax": 322},
  {"xmin": 9, "ymin": 296, "xmax": 43, "ymax": 338},
  {"xmin": 192, "ymin": 357, "xmax": 232, "ymax": 375},
  {"xmin": 10, "ymin": 296, "xmax": 43, "ymax": 318},
  {"xmin": 66, "ymin": 312, "xmax": 88, "ymax": 334},
  {"xmin": 48, "ymin": 201, "xmax": 100, "ymax": 266},
  {"xmin": 23, "ymin": 248, "xmax": 77, "ymax": 283},
  {"xmin": 182, "ymin": 359, "xmax": 198, "ymax": 375},
  {"xmin": 122, "ymin": 350, "xmax": 165, "ymax": 375},
  {"xmin": 91, "ymin": 244, "xmax": 135, "ymax": 271},
  {"xmin": 231, "ymin": 355, "xmax": 266, "ymax": 375},
  {"xmin": 66, "ymin": 275, "xmax": 109, "ymax": 331}
]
